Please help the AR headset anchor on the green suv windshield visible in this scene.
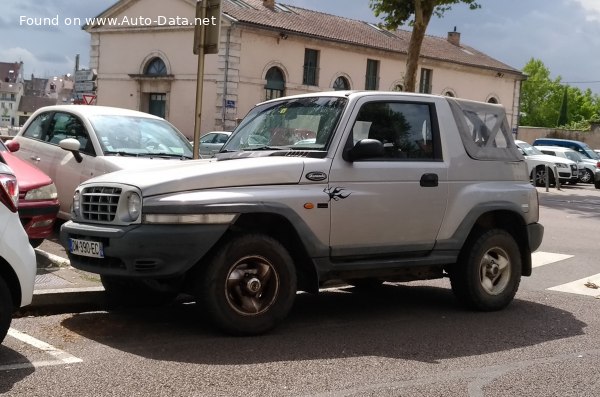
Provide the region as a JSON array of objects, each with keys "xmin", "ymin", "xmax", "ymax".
[{"xmin": 222, "ymin": 96, "xmax": 347, "ymax": 152}]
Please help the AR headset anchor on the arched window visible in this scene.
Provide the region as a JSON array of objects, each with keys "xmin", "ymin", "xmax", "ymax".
[
  {"xmin": 392, "ymin": 84, "xmax": 403, "ymax": 92},
  {"xmin": 488, "ymin": 97, "xmax": 499, "ymax": 104},
  {"xmin": 145, "ymin": 58, "xmax": 167, "ymax": 76},
  {"xmin": 444, "ymin": 91, "xmax": 455, "ymax": 97},
  {"xmin": 265, "ymin": 67, "xmax": 285, "ymax": 100},
  {"xmin": 333, "ymin": 76, "xmax": 350, "ymax": 91}
]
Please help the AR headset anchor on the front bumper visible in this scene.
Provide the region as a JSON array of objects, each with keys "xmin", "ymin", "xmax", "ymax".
[
  {"xmin": 527, "ymin": 222, "xmax": 544, "ymax": 253},
  {"xmin": 60, "ymin": 220, "xmax": 230, "ymax": 278},
  {"xmin": 18, "ymin": 201, "xmax": 59, "ymax": 240}
]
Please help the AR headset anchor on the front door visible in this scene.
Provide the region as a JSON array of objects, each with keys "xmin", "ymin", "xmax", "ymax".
[
  {"xmin": 149, "ymin": 93, "xmax": 166, "ymax": 119},
  {"xmin": 328, "ymin": 97, "xmax": 449, "ymax": 258}
]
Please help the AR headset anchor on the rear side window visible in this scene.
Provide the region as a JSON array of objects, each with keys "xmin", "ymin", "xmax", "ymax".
[{"xmin": 448, "ymin": 98, "xmax": 521, "ymax": 161}]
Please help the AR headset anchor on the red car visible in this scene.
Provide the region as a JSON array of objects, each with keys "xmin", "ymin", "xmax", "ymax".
[{"xmin": 1, "ymin": 139, "xmax": 59, "ymax": 247}]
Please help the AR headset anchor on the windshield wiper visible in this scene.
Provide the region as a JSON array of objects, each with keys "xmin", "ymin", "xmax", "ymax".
[
  {"xmin": 104, "ymin": 151, "xmax": 141, "ymax": 157},
  {"xmin": 242, "ymin": 146, "xmax": 286, "ymax": 151},
  {"xmin": 140, "ymin": 152, "xmax": 193, "ymax": 159}
]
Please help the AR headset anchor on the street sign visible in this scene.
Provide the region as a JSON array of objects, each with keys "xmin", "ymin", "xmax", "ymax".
[
  {"xmin": 74, "ymin": 69, "xmax": 96, "ymax": 82},
  {"xmin": 74, "ymin": 81, "xmax": 95, "ymax": 92},
  {"xmin": 82, "ymin": 94, "xmax": 97, "ymax": 105},
  {"xmin": 193, "ymin": 0, "xmax": 222, "ymax": 55}
]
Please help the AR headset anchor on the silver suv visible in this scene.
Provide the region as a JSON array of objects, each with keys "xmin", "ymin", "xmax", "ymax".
[
  {"xmin": 0, "ymin": 162, "xmax": 36, "ymax": 344},
  {"xmin": 61, "ymin": 92, "xmax": 543, "ymax": 335}
]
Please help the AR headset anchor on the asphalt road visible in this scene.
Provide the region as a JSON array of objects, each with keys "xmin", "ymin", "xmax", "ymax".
[{"xmin": 2, "ymin": 184, "xmax": 600, "ymax": 396}]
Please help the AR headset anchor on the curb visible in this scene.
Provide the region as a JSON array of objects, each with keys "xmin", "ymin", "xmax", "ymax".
[{"xmin": 35, "ymin": 248, "xmax": 71, "ymax": 268}]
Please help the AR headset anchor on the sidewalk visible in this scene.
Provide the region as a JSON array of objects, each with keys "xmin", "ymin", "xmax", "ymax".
[{"xmin": 31, "ymin": 248, "xmax": 105, "ymax": 310}]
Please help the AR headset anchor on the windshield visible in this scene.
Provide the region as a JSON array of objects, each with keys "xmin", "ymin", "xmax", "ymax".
[
  {"xmin": 518, "ymin": 142, "xmax": 544, "ymax": 156},
  {"xmin": 584, "ymin": 149, "xmax": 600, "ymax": 159},
  {"xmin": 90, "ymin": 115, "xmax": 193, "ymax": 158},
  {"xmin": 222, "ymin": 96, "xmax": 347, "ymax": 152},
  {"xmin": 564, "ymin": 151, "xmax": 582, "ymax": 162}
]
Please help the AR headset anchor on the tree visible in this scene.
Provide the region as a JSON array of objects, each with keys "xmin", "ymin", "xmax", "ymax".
[
  {"xmin": 370, "ymin": 0, "xmax": 480, "ymax": 92},
  {"xmin": 556, "ymin": 86, "xmax": 568, "ymax": 127}
]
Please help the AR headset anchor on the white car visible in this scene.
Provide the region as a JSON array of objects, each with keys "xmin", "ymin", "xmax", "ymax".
[
  {"xmin": 0, "ymin": 162, "xmax": 36, "ymax": 344},
  {"xmin": 535, "ymin": 145, "xmax": 599, "ymax": 184},
  {"xmin": 515, "ymin": 140, "xmax": 579, "ymax": 186},
  {"xmin": 198, "ymin": 131, "xmax": 231, "ymax": 157},
  {"xmin": 11, "ymin": 105, "xmax": 194, "ymax": 219}
]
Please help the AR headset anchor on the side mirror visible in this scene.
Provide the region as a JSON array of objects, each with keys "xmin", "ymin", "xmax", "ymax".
[
  {"xmin": 343, "ymin": 139, "xmax": 384, "ymax": 162},
  {"xmin": 5, "ymin": 140, "xmax": 20, "ymax": 152},
  {"xmin": 59, "ymin": 138, "xmax": 83, "ymax": 163}
]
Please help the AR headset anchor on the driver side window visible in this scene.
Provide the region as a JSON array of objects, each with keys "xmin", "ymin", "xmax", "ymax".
[{"xmin": 351, "ymin": 101, "xmax": 437, "ymax": 160}]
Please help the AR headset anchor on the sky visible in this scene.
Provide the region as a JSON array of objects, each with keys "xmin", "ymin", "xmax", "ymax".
[{"xmin": 2, "ymin": 0, "xmax": 600, "ymax": 93}]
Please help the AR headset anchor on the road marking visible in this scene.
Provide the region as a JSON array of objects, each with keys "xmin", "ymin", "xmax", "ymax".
[
  {"xmin": 532, "ymin": 251, "xmax": 573, "ymax": 268},
  {"xmin": 548, "ymin": 273, "xmax": 600, "ymax": 298},
  {"xmin": 0, "ymin": 328, "xmax": 83, "ymax": 371}
]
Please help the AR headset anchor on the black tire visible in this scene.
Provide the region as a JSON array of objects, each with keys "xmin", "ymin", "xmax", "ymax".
[
  {"xmin": 0, "ymin": 276, "xmax": 14, "ymax": 344},
  {"xmin": 532, "ymin": 166, "xmax": 554, "ymax": 187},
  {"xmin": 579, "ymin": 168, "xmax": 594, "ymax": 184},
  {"xmin": 450, "ymin": 229, "xmax": 521, "ymax": 311},
  {"xmin": 100, "ymin": 276, "xmax": 178, "ymax": 307},
  {"xmin": 197, "ymin": 233, "xmax": 297, "ymax": 336},
  {"xmin": 596, "ymin": 179, "xmax": 600, "ymax": 189},
  {"xmin": 29, "ymin": 238, "xmax": 44, "ymax": 248}
]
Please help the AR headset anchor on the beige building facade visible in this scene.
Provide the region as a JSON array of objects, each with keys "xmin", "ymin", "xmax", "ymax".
[{"xmin": 86, "ymin": 0, "xmax": 525, "ymax": 139}]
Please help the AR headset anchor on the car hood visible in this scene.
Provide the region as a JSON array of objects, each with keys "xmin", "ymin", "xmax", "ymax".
[
  {"xmin": 100, "ymin": 155, "xmax": 194, "ymax": 171},
  {"xmin": 525, "ymin": 154, "xmax": 575, "ymax": 165},
  {"xmin": 84, "ymin": 156, "xmax": 310, "ymax": 196},
  {"xmin": 1, "ymin": 152, "xmax": 53, "ymax": 191}
]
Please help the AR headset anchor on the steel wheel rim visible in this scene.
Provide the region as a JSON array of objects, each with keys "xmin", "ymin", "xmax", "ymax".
[
  {"xmin": 225, "ymin": 255, "xmax": 279, "ymax": 316},
  {"xmin": 479, "ymin": 247, "xmax": 511, "ymax": 295}
]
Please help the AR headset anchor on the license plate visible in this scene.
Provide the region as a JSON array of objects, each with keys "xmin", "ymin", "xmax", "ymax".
[{"xmin": 69, "ymin": 238, "xmax": 104, "ymax": 258}]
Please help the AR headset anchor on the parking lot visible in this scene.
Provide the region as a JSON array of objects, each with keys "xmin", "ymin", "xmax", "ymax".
[{"xmin": 1, "ymin": 183, "xmax": 600, "ymax": 396}]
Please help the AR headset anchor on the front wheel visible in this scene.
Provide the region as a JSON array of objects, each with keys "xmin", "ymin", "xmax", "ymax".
[
  {"xmin": 0, "ymin": 276, "xmax": 14, "ymax": 344},
  {"xmin": 197, "ymin": 233, "xmax": 297, "ymax": 336},
  {"xmin": 450, "ymin": 229, "xmax": 522, "ymax": 311},
  {"xmin": 532, "ymin": 166, "xmax": 554, "ymax": 187}
]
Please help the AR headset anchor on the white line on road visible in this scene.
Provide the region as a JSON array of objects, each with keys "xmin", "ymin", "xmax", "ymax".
[
  {"xmin": 0, "ymin": 328, "xmax": 83, "ymax": 371},
  {"xmin": 548, "ymin": 273, "xmax": 600, "ymax": 297},
  {"xmin": 532, "ymin": 251, "xmax": 573, "ymax": 268}
]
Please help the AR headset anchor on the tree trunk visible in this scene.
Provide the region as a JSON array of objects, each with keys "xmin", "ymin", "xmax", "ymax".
[{"xmin": 404, "ymin": 1, "xmax": 435, "ymax": 92}]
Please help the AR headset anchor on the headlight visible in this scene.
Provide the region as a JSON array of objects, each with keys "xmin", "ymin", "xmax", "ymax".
[
  {"xmin": 555, "ymin": 163, "xmax": 568, "ymax": 169},
  {"xmin": 126, "ymin": 192, "xmax": 142, "ymax": 221},
  {"xmin": 72, "ymin": 190, "xmax": 81, "ymax": 214},
  {"xmin": 24, "ymin": 183, "xmax": 58, "ymax": 200}
]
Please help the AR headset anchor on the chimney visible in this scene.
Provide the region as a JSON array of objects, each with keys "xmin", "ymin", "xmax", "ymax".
[
  {"xmin": 263, "ymin": 0, "xmax": 275, "ymax": 9},
  {"xmin": 447, "ymin": 26, "xmax": 460, "ymax": 46}
]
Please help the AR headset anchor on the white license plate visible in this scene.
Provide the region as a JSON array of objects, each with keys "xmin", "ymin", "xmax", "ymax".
[{"xmin": 69, "ymin": 238, "xmax": 104, "ymax": 258}]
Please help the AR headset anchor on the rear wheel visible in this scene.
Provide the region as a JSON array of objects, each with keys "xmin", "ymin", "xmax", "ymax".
[
  {"xmin": 197, "ymin": 233, "xmax": 297, "ymax": 336},
  {"xmin": 450, "ymin": 229, "xmax": 521, "ymax": 311},
  {"xmin": 579, "ymin": 168, "xmax": 594, "ymax": 184},
  {"xmin": 0, "ymin": 276, "xmax": 14, "ymax": 344}
]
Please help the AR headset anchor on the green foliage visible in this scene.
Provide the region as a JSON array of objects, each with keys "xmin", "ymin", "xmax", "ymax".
[
  {"xmin": 369, "ymin": 0, "xmax": 480, "ymax": 29},
  {"xmin": 520, "ymin": 58, "xmax": 600, "ymax": 130}
]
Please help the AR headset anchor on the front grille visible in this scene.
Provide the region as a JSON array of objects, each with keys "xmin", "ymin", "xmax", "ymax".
[{"xmin": 81, "ymin": 186, "xmax": 122, "ymax": 222}]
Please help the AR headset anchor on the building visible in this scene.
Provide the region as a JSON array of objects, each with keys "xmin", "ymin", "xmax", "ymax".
[
  {"xmin": 0, "ymin": 62, "xmax": 24, "ymax": 128},
  {"xmin": 85, "ymin": 0, "xmax": 525, "ymax": 139}
]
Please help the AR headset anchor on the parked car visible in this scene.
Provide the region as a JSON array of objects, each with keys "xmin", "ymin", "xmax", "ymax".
[
  {"xmin": 10, "ymin": 105, "xmax": 194, "ymax": 219},
  {"xmin": 198, "ymin": 131, "xmax": 231, "ymax": 157},
  {"xmin": 1, "ymin": 139, "xmax": 59, "ymax": 247},
  {"xmin": 0, "ymin": 162, "xmax": 36, "ymax": 344},
  {"xmin": 515, "ymin": 140, "xmax": 579, "ymax": 186},
  {"xmin": 535, "ymin": 145, "xmax": 600, "ymax": 184},
  {"xmin": 531, "ymin": 138, "xmax": 600, "ymax": 161}
]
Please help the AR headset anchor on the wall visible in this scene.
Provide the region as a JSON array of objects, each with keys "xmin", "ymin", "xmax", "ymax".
[{"xmin": 517, "ymin": 126, "xmax": 600, "ymax": 150}]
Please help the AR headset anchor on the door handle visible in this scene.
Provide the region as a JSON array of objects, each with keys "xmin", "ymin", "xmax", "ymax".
[
  {"xmin": 30, "ymin": 156, "xmax": 41, "ymax": 162},
  {"xmin": 420, "ymin": 173, "xmax": 438, "ymax": 187}
]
